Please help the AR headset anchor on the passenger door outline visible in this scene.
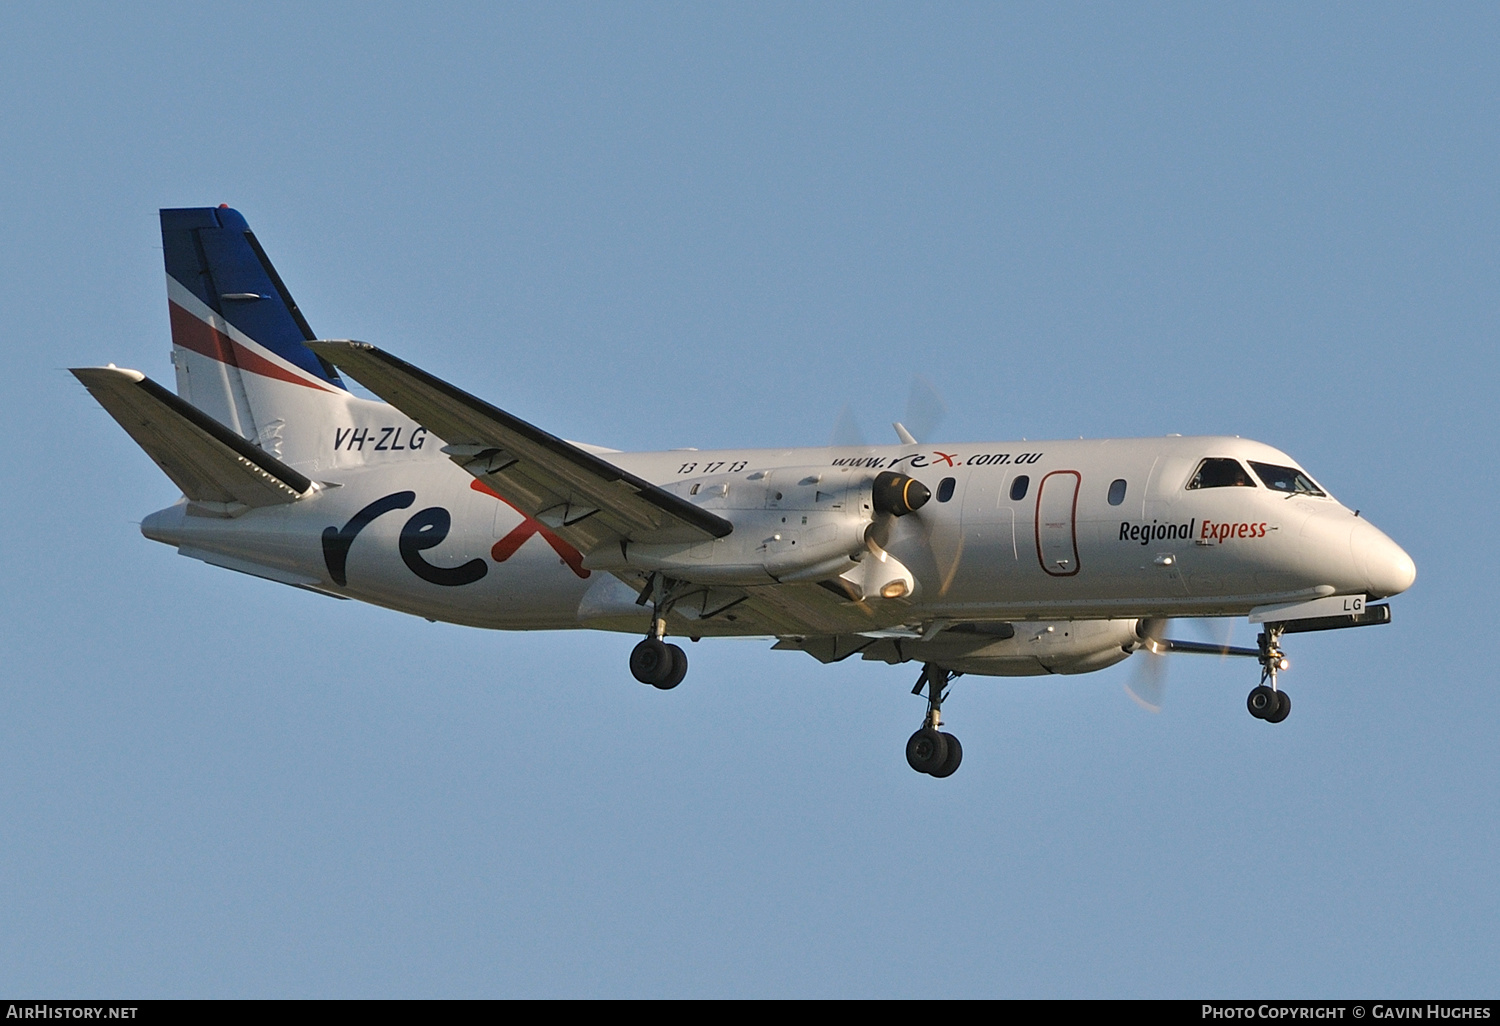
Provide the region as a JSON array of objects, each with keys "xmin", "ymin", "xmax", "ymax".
[{"xmin": 1035, "ymin": 470, "xmax": 1081, "ymax": 577}]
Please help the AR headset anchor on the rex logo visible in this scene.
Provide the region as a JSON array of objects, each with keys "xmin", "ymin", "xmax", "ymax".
[{"xmin": 320, "ymin": 482, "xmax": 590, "ymax": 588}]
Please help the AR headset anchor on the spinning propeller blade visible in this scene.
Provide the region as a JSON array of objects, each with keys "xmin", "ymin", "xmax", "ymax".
[
  {"xmin": 830, "ymin": 404, "xmax": 867, "ymax": 448},
  {"xmin": 903, "ymin": 373, "xmax": 948, "ymax": 445},
  {"xmin": 830, "ymin": 376, "xmax": 950, "ymax": 447},
  {"xmin": 1125, "ymin": 617, "xmax": 1171, "ymax": 712},
  {"xmin": 1124, "ymin": 617, "xmax": 1253, "ymax": 712}
]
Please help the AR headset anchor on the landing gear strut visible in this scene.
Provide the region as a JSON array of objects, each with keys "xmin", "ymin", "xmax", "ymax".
[
  {"xmin": 907, "ymin": 664, "xmax": 963, "ymax": 777},
  {"xmin": 630, "ymin": 574, "xmax": 688, "ymax": 690},
  {"xmin": 1247, "ymin": 624, "xmax": 1291, "ymax": 723}
]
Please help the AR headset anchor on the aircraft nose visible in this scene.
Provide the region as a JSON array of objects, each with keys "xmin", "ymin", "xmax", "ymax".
[{"xmin": 1352, "ymin": 520, "xmax": 1416, "ymax": 598}]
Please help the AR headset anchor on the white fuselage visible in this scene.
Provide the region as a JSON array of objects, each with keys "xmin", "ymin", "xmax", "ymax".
[
  {"xmin": 140, "ymin": 426, "xmax": 1414, "ymax": 665},
  {"xmin": 79, "ymin": 204, "xmax": 1418, "ymax": 742}
]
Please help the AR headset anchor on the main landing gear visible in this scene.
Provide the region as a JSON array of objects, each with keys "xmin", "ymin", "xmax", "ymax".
[
  {"xmin": 1247, "ymin": 624, "xmax": 1291, "ymax": 724},
  {"xmin": 629, "ymin": 574, "xmax": 688, "ymax": 690},
  {"xmin": 907, "ymin": 664, "xmax": 963, "ymax": 778},
  {"xmin": 631, "ymin": 634, "xmax": 687, "ymax": 690}
]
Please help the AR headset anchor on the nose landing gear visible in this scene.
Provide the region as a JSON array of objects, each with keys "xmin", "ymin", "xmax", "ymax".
[
  {"xmin": 907, "ymin": 664, "xmax": 963, "ymax": 777},
  {"xmin": 1248, "ymin": 625, "xmax": 1291, "ymax": 723}
]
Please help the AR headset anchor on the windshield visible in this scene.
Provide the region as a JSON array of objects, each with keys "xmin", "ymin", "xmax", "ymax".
[
  {"xmin": 1185, "ymin": 458, "xmax": 1255, "ymax": 489},
  {"xmin": 1249, "ymin": 461, "xmax": 1326, "ymax": 496}
]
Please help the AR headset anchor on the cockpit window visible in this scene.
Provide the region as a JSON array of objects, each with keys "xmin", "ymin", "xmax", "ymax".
[
  {"xmin": 1186, "ymin": 458, "xmax": 1255, "ymax": 490},
  {"xmin": 1249, "ymin": 461, "xmax": 1326, "ymax": 497}
]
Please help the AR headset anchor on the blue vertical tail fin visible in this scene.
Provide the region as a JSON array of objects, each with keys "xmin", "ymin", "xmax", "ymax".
[{"xmin": 161, "ymin": 205, "xmax": 348, "ymax": 461}]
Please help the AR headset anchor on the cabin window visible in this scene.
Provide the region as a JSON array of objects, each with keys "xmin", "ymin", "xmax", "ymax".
[
  {"xmin": 1107, "ymin": 479, "xmax": 1127, "ymax": 505},
  {"xmin": 1249, "ymin": 461, "xmax": 1326, "ymax": 497},
  {"xmin": 936, "ymin": 477, "xmax": 956, "ymax": 502},
  {"xmin": 1185, "ymin": 458, "xmax": 1256, "ymax": 490},
  {"xmin": 1009, "ymin": 475, "xmax": 1030, "ymax": 501}
]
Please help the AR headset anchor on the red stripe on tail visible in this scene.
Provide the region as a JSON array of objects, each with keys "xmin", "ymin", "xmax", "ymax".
[{"xmin": 169, "ymin": 301, "xmax": 337, "ymax": 393}]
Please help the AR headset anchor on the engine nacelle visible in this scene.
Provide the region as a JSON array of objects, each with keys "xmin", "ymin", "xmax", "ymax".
[{"xmin": 585, "ymin": 465, "xmax": 927, "ymax": 596}]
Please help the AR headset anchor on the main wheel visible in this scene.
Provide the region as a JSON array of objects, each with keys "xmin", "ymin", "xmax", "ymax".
[
  {"xmin": 1264, "ymin": 688, "xmax": 1291, "ymax": 723},
  {"xmin": 654, "ymin": 643, "xmax": 688, "ymax": 690},
  {"xmin": 1247, "ymin": 685, "xmax": 1277, "ymax": 719},
  {"xmin": 905, "ymin": 728, "xmax": 949, "ymax": 775},
  {"xmin": 928, "ymin": 732, "xmax": 963, "ymax": 778},
  {"xmin": 630, "ymin": 638, "xmax": 672, "ymax": 685}
]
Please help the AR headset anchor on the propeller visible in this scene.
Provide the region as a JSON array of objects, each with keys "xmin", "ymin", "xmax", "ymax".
[
  {"xmin": 830, "ymin": 374, "xmax": 950, "ymax": 447},
  {"xmin": 1125, "ymin": 617, "xmax": 1173, "ymax": 712},
  {"xmin": 899, "ymin": 373, "xmax": 948, "ymax": 446},
  {"xmin": 1124, "ymin": 617, "xmax": 1256, "ymax": 713},
  {"xmin": 828, "ymin": 378, "xmax": 945, "ymax": 601},
  {"xmin": 864, "ymin": 470, "xmax": 932, "ymax": 581},
  {"xmin": 831, "ymin": 404, "xmax": 866, "ymax": 448}
]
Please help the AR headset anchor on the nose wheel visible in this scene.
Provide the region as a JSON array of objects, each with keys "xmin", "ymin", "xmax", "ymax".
[
  {"xmin": 1247, "ymin": 684, "xmax": 1291, "ymax": 722},
  {"xmin": 1248, "ymin": 625, "xmax": 1292, "ymax": 723},
  {"xmin": 907, "ymin": 664, "xmax": 963, "ymax": 777}
]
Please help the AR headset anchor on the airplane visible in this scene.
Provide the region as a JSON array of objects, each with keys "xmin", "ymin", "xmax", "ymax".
[{"xmin": 73, "ymin": 205, "xmax": 1417, "ymax": 778}]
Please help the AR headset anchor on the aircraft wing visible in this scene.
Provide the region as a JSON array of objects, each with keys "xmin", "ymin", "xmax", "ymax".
[
  {"xmin": 72, "ymin": 366, "xmax": 314, "ymax": 511},
  {"xmin": 307, "ymin": 341, "xmax": 733, "ymax": 552}
]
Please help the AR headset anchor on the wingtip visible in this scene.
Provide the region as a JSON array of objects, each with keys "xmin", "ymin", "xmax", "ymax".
[{"xmin": 70, "ymin": 365, "xmax": 146, "ymax": 384}]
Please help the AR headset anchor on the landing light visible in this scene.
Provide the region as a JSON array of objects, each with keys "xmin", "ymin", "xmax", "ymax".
[{"xmin": 881, "ymin": 581, "xmax": 910, "ymax": 599}]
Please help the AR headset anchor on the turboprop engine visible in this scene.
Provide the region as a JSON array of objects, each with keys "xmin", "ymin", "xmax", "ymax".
[{"xmin": 587, "ymin": 467, "xmax": 931, "ymax": 599}]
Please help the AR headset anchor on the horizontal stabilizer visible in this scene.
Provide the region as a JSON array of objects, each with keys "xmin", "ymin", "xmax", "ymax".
[
  {"xmin": 307, "ymin": 340, "xmax": 732, "ymax": 551},
  {"xmin": 72, "ymin": 366, "xmax": 315, "ymax": 512}
]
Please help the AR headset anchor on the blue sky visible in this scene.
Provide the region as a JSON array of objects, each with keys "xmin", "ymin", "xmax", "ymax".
[{"xmin": 1, "ymin": 3, "xmax": 1495, "ymax": 996}]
